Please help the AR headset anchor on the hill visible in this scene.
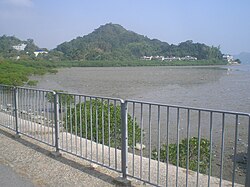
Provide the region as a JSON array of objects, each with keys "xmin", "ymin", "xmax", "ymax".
[
  {"xmin": 0, "ymin": 35, "xmax": 40, "ymax": 59},
  {"xmin": 55, "ymin": 23, "xmax": 223, "ymax": 61},
  {"xmin": 234, "ymin": 52, "xmax": 250, "ymax": 64}
]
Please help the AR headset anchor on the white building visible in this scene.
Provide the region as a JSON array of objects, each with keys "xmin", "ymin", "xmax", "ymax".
[
  {"xmin": 223, "ymin": 54, "xmax": 234, "ymax": 62},
  {"xmin": 223, "ymin": 54, "xmax": 240, "ymax": 64},
  {"xmin": 34, "ymin": 50, "xmax": 48, "ymax": 57},
  {"xmin": 13, "ymin": 44, "xmax": 27, "ymax": 51},
  {"xmin": 142, "ymin": 56, "xmax": 153, "ymax": 60},
  {"xmin": 141, "ymin": 55, "xmax": 197, "ymax": 61}
]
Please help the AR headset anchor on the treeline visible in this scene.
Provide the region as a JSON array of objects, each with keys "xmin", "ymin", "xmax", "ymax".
[{"xmin": 58, "ymin": 59, "xmax": 226, "ymax": 67}]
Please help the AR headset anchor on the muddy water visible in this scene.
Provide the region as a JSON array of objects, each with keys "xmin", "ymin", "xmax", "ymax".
[
  {"xmin": 33, "ymin": 65, "xmax": 250, "ymax": 113},
  {"xmin": 32, "ymin": 65, "xmax": 250, "ymax": 184}
]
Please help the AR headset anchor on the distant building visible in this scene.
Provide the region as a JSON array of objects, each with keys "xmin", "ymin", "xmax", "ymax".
[
  {"xmin": 152, "ymin": 56, "xmax": 165, "ymax": 61},
  {"xmin": 34, "ymin": 50, "xmax": 48, "ymax": 57},
  {"xmin": 223, "ymin": 54, "xmax": 239, "ymax": 64},
  {"xmin": 141, "ymin": 55, "xmax": 197, "ymax": 61},
  {"xmin": 223, "ymin": 54, "xmax": 234, "ymax": 62},
  {"xmin": 13, "ymin": 44, "xmax": 27, "ymax": 51},
  {"xmin": 180, "ymin": 56, "xmax": 197, "ymax": 61},
  {"xmin": 141, "ymin": 56, "xmax": 153, "ymax": 60}
]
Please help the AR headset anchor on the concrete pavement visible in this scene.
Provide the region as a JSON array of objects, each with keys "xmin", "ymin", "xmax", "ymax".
[{"xmin": 0, "ymin": 164, "xmax": 35, "ymax": 187}]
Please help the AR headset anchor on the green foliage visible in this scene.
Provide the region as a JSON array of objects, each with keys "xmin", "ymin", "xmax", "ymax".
[
  {"xmin": 56, "ymin": 59, "xmax": 226, "ymax": 67},
  {"xmin": 0, "ymin": 61, "xmax": 33, "ymax": 86},
  {"xmin": 24, "ymin": 39, "xmax": 39, "ymax": 53},
  {"xmin": 152, "ymin": 137, "xmax": 211, "ymax": 174},
  {"xmin": 0, "ymin": 60, "xmax": 57, "ymax": 86},
  {"xmin": 0, "ymin": 35, "xmax": 22, "ymax": 58},
  {"xmin": 66, "ymin": 99, "xmax": 141, "ymax": 148}
]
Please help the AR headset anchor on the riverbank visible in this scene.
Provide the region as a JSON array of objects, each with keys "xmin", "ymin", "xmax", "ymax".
[{"xmin": 0, "ymin": 59, "xmax": 226, "ymax": 86}]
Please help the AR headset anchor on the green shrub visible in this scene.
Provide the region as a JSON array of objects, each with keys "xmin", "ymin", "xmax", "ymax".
[
  {"xmin": 152, "ymin": 137, "xmax": 211, "ymax": 174},
  {"xmin": 66, "ymin": 99, "xmax": 141, "ymax": 148}
]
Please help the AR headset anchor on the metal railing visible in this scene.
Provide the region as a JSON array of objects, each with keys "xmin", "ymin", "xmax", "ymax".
[
  {"xmin": 56, "ymin": 91, "xmax": 125, "ymax": 172},
  {"xmin": 125, "ymin": 100, "xmax": 250, "ymax": 186},
  {"xmin": 0, "ymin": 84, "xmax": 249, "ymax": 187}
]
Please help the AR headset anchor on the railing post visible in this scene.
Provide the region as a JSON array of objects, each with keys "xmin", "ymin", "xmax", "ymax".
[
  {"xmin": 121, "ymin": 101, "xmax": 128, "ymax": 179},
  {"xmin": 246, "ymin": 116, "xmax": 250, "ymax": 187},
  {"xmin": 54, "ymin": 92, "xmax": 60, "ymax": 153},
  {"xmin": 14, "ymin": 87, "xmax": 19, "ymax": 135}
]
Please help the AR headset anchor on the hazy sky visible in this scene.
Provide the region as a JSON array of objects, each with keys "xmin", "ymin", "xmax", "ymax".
[{"xmin": 1, "ymin": 0, "xmax": 249, "ymax": 54}]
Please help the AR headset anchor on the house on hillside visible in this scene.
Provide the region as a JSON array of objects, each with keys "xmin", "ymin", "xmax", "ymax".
[
  {"xmin": 13, "ymin": 44, "xmax": 27, "ymax": 51},
  {"xmin": 223, "ymin": 54, "xmax": 234, "ymax": 62},
  {"xmin": 142, "ymin": 56, "xmax": 153, "ymax": 60},
  {"xmin": 223, "ymin": 54, "xmax": 239, "ymax": 64},
  {"xmin": 34, "ymin": 49, "xmax": 48, "ymax": 57},
  {"xmin": 180, "ymin": 56, "xmax": 197, "ymax": 61},
  {"xmin": 141, "ymin": 55, "xmax": 197, "ymax": 61}
]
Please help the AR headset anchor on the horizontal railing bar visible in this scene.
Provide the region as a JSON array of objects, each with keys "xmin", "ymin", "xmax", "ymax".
[
  {"xmin": 0, "ymin": 84, "xmax": 16, "ymax": 88},
  {"xmin": 16, "ymin": 86, "xmax": 54, "ymax": 93},
  {"xmin": 57, "ymin": 91, "xmax": 124, "ymax": 102},
  {"xmin": 126, "ymin": 99, "xmax": 250, "ymax": 116}
]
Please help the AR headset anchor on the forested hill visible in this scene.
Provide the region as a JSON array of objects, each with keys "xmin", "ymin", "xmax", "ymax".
[{"xmin": 55, "ymin": 23, "xmax": 223, "ymax": 61}]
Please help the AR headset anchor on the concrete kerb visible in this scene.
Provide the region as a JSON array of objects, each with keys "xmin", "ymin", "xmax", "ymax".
[
  {"xmin": 12, "ymin": 134, "xmax": 21, "ymax": 139},
  {"xmin": 113, "ymin": 177, "xmax": 132, "ymax": 187},
  {"xmin": 50, "ymin": 151, "xmax": 62, "ymax": 158}
]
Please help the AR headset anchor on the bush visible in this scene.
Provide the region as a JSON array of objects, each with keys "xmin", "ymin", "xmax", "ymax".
[
  {"xmin": 152, "ymin": 137, "xmax": 211, "ymax": 174},
  {"xmin": 66, "ymin": 99, "xmax": 141, "ymax": 148}
]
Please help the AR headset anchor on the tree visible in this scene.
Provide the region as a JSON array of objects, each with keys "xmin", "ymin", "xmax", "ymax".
[{"xmin": 24, "ymin": 38, "xmax": 38, "ymax": 53}]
